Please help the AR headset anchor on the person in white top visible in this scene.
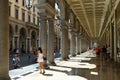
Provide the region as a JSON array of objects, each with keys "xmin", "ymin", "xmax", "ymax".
[
  {"xmin": 16, "ymin": 48, "xmax": 20, "ymax": 55},
  {"xmin": 37, "ymin": 47, "xmax": 45, "ymax": 74}
]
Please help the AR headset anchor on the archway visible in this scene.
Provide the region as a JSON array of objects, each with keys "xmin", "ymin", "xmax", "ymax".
[{"xmin": 19, "ymin": 28, "xmax": 27, "ymax": 53}]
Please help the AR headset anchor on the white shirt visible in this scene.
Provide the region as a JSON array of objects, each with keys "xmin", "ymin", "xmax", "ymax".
[{"xmin": 37, "ymin": 53, "xmax": 44, "ymax": 62}]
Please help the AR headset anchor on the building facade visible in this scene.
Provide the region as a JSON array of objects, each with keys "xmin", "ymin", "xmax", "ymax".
[{"xmin": 9, "ymin": 0, "xmax": 39, "ymax": 54}]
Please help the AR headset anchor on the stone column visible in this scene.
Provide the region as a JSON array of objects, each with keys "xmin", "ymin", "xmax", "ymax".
[
  {"xmin": 0, "ymin": 0, "xmax": 10, "ymax": 79},
  {"xmin": 75, "ymin": 33, "xmax": 78, "ymax": 54},
  {"xmin": 73, "ymin": 32, "xmax": 76, "ymax": 56},
  {"xmin": 114, "ymin": 14, "xmax": 117, "ymax": 62},
  {"xmin": 70, "ymin": 30, "xmax": 73, "ymax": 56},
  {"xmin": 60, "ymin": 23, "xmax": 69, "ymax": 60},
  {"xmin": 80, "ymin": 37, "xmax": 82, "ymax": 54},
  {"xmin": 69, "ymin": 30, "xmax": 76, "ymax": 56},
  {"xmin": 35, "ymin": 0, "xmax": 56, "ymax": 68},
  {"xmin": 65, "ymin": 28, "xmax": 69, "ymax": 59},
  {"xmin": 47, "ymin": 19, "xmax": 55, "ymax": 65},
  {"xmin": 39, "ymin": 15, "xmax": 48, "ymax": 67},
  {"xmin": 78, "ymin": 36, "xmax": 81, "ymax": 54},
  {"xmin": 77, "ymin": 34, "xmax": 80, "ymax": 55},
  {"xmin": 110, "ymin": 23, "xmax": 115, "ymax": 60}
]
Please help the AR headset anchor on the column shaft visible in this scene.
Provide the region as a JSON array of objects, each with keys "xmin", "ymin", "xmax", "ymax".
[
  {"xmin": 65, "ymin": 29, "xmax": 69, "ymax": 59},
  {"xmin": 47, "ymin": 19, "xmax": 55, "ymax": 65},
  {"xmin": 39, "ymin": 17, "xmax": 47, "ymax": 64},
  {"xmin": 70, "ymin": 31, "xmax": 76, "ymax": 56},
  {"xmin": 73, "ymin": 33, "xmax": 76, "ymax": 56},
  {"xmin": 61, "ymin": 28, "xmax": 69, "ymax": 60},
  {"xmin": 80, "ymin": 37, "xmax": 82, "ymax": 54},
  {"xmin": 0, "ymin": 0, "xmax": 10, "ymax": 79},
  {"xmin": 76, "ymin": 34, "xmax": 80, "ymax": 54},
  {"xmin": 70, "ymin": 32, "xmax": 73, "ymax": 56},
  {"xmin": 78, "ymin": 36, "xmax": 81, "ymax": 54}
]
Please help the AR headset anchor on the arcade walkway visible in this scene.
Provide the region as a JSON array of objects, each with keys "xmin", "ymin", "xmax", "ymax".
[{"xmin": 9, "ymin": 51, "xmax": 120, "ymax": 80}]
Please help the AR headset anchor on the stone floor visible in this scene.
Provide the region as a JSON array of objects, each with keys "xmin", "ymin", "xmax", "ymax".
[{"xmin": 9, "ymin": 50, "xmax": 120, "ymax": 80}]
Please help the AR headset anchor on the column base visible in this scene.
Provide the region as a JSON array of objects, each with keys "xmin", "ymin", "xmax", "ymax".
[
  {"xmin": 72, "ymin": 54, "xmax": 76, "ymax": 57},
  {"xmin": 48, "ymin": 62, "xmax": 56, "ymax": 66},
  {"xmin": 0, "ymin": 76, "xmax": 11, "ymax": 80},
  {"xmin": 44, "ymin": 63, "xmax": 50, "ymax": 69},
  {"xmin": 67, "ymin": 56, "xmax": 70, "ymax": 59},
  {"xmin": 43, "ymin": 59, "xmax": 50, "ymax": 69},
  {"xmin": 62, "ymin": 57, "xmax": 69, "ymax": 61},
  {"xmin": 77, "ymin": 52, "xmax": 80, "ymax": 55}
]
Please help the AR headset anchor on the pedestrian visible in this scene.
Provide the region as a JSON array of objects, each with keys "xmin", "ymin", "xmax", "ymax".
[
  {"xmin": 95, "ymin": 47, "xmax": 100, "ymax": 56},
  {"xmin": 106, "ymin": 46, "xmax": 110, "ymax": 61},
  {"xmin": 102, "ymin": 45, "xmax": 107, "ymax": 60},
  {"xmin": 12, "ymin": 54, "xmax": 20, "ymax": 69},
  {"xmin": 37, "ymin": 47, "xmax": 45, "ymax": 74}
]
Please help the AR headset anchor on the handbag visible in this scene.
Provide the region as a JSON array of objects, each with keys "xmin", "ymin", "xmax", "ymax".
[{"xmin": 43, "ymin": 56, "xmax": 47, "ymax": 60}]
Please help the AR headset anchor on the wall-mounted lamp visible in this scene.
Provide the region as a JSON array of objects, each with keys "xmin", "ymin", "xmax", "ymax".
[{"xmin": 25, "ymin": 0, "xmax": 34, "ymax": 10}]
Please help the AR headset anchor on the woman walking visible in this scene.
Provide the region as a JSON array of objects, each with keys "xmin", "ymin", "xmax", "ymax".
[{"xmin": 37, "ymin": 47, "xmax": 45, "ymax": 74}]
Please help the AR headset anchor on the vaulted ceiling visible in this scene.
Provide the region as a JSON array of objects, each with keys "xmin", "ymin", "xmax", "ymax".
[{"xmin": 66, "ymin": 0, "xmax": 110, "ymax": 39}]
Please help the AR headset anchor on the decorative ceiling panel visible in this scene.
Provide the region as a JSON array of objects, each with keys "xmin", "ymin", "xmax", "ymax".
[{"xmin": 66, "ymin": 0, "xmax": 109, "ymax": 39}]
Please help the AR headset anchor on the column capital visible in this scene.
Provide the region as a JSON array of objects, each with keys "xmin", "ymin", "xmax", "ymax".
[
  {"xmin": 36, "ymin": 3, "xmax": 56, "ymax": 18},
  {"xmin": 60, "ymin": 21, "xmax": 68, "ymax": 30}
]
